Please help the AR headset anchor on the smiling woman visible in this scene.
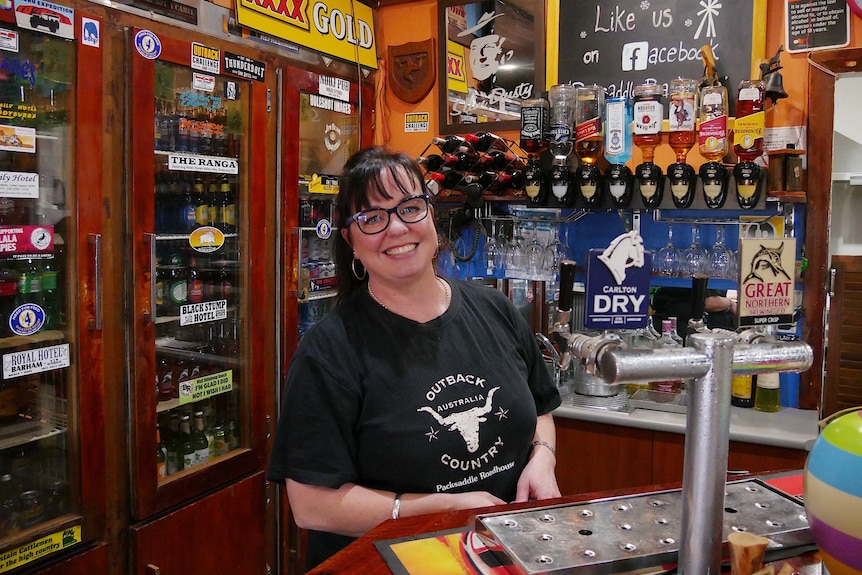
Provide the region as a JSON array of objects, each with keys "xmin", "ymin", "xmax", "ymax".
[{"xmin": 438, "ymin": 0, "xmax": 546, "ymax": 134}]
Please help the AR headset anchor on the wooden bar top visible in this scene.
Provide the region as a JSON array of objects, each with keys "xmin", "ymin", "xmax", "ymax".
[{"xmin": 306, "ymin": 480, "xmax": 821, "ymax": 575}]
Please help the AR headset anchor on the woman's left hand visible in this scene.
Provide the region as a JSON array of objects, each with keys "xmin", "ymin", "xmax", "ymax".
[{"xmin": 513, "ymin": 443, "xmax": 561, "ymax": 502}]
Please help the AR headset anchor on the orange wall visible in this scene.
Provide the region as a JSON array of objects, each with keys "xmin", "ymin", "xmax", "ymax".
[{"xmin": 374, "ymin": 0, "xmax": 862, "ymax": 159}]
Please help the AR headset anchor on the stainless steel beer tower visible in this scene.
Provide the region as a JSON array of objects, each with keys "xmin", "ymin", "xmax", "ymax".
[{"xmin": 555, "ymin": 264, "xmax": 813, "ymax": 575}]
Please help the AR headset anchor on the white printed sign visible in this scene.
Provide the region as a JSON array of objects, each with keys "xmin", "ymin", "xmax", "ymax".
[
  {"xmin": 168, "ymin": 154, "xmax": 238, "ymax": 174},
  {"xmin": 179, "ymin": 299, "xmax": 228, "ymax": 326},
  {"xmin": 3, "ymin": 343, "xmax": 70, "ymax": 380},
  {"xmin": 319, "ymin": 76, "xmax": 350, "ymax": 101},
  {"xmin": 0, "ymin": 171, "xmax": 38, "ymax": 198}
]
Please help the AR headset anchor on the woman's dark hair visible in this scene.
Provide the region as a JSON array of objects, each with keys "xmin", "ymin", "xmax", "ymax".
[{"xmin": 335, "ymin": 147, "xmax": 428, "ymax": 302}]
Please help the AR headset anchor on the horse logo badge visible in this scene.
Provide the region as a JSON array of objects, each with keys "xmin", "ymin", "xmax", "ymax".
[
  {"xmin": 388, "ymin": 39, "xmax": 435, "ymax": 104},
  {"xmin": 598, "ymin": 230, "xmax": 646, "ymax": 284}
]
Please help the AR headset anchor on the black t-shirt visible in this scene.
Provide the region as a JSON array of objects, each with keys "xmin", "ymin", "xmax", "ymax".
[{"xmin": 267, "ymin": 279, "xmax": 560, "ymax": 566}]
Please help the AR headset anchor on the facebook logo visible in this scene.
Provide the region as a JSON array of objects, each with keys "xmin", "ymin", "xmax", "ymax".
[{"xmin": 622, "ymin": 41, "xmax": 649, "ymax": 71}]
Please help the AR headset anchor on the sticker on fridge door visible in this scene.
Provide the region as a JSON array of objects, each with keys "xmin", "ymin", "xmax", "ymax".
[
  {"xmin": 189, "ymin": 225, "xmax": 225, "ymax": 253},
  {"xmin": 0, "ymin": 126, "xmax": 35, "ymax": 152},
  {"xmin": 13, "ymin": 0, "xmax": 74, "ymax": 39},
  {"xmin": 80, "ymin": 16, "xmax": 99, "ymax": 48},
  {"xmin": 134, "ymin": 29, "xmax": 161, "ymax": 59},
  {"xmin": 9, "ymin": 303, "xmax": 45, "ymax": 336},
  {"xmin": 2, "ymin": 342, "xmax": 70, "ymax": 379},
  {"xmin": 192, "ymin": 72, "xmax": 215, "ymax": 92},
  {"xmin": 191, "ymin": 42, "xmax": 220, "ymax": 74},
  {"xmin": 0, "ymin": 28, "xmax": 19, "ymax": 52}
]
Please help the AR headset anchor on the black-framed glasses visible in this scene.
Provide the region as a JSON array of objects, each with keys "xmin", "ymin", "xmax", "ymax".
[{"xmin": 344, "ymin": 194, "xmax": 431, "ymax": 235}]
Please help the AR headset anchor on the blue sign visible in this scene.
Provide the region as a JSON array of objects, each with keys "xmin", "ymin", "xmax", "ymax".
[
  {"xmin": 9, "ymin": 303, "xmax": 46, "ymax": 336},
  {"xmin": 584, "ymin": 231, "xmax": 651, "ymax": 329}
]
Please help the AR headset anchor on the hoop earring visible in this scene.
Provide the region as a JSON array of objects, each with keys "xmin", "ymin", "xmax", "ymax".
[{"xmin": 351, "ymin": 256, "xmax": 366, "ymax": 280}]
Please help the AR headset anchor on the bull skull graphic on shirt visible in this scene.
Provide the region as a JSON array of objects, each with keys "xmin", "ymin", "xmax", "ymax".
[{"xmin": 417, "ymin": 387, "xmax": 500, "ymax": 453}]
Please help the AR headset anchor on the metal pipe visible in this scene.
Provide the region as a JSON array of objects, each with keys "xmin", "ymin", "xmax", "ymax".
[
  {"xmin": 596, "ymin": 347, "xmax": 711, "ymax": 383},
  {"xmin": 678, "ymin": 331, "xmax": 736, "ymax": 575},
  {"xmin": 731, "ymin": 341, "xmax": 813, "ymax": 375}
]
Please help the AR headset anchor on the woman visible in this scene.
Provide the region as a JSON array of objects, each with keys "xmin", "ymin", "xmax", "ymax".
[{"xmin": 267, "ymin": 147, "xmax": 561, "ymax": 568}]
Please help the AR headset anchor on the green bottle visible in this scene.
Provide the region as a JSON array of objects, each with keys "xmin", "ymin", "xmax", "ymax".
[
  {"xmin": 165, "ymin": 413, "xmax": 180, "ymax": 475},
  {"xmin": 14, "ymin": 258, "xmax": 42, "ymax": 309},
  {"xmin": 179, "ymin": 414, "xmax": 194, "ymax": 471},
  {"xmin": 191, "ymin": 410, "xmax": 209, "ymax": 466}
]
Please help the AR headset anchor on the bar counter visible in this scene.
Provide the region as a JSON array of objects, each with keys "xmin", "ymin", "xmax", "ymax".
[{"xmin": 306, "ymin": 478, "xmax": 822, "ymax": 575}]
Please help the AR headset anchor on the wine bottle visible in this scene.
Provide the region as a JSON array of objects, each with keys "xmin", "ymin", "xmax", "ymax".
[
  {"xmin": 464, "ymin": 131, "xmax": 509, "ymax": 153},
  {"xmin": 431, "ymin": 135, "xmax": 469, "ymax": 154},
  {"xmin": 731, "ymin": 374, "xmax": 756, "ymax": 408},
  {"xmin": 427, "ymin": 168, "xmax": 477, "ymax": 190},
  {"xmin": 479, "ymin": 150, "xmax": 523, "ymax": 171}
]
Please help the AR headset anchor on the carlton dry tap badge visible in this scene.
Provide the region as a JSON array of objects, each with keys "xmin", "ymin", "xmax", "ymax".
[{"xmin": 584, "ymin": 230, "xmax": 651, "ymax": 330}]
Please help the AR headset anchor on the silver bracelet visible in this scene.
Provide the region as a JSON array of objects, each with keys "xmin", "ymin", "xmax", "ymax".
[
  {"xmin": 531, "ymin": 440, "xmax": 556, "ymax": 456},
  {"xmin": 391, "ymin": 492, "xmax": 402, "ymax": 519}
]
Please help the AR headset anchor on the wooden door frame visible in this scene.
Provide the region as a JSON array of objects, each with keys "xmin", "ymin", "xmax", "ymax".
[{"xmin": 803, "ymin": 48, "xmax": 862, "ymax": 411}]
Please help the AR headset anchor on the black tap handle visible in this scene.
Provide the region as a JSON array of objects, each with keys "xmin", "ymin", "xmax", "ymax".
[
  {"xmin": 558, "ymin": 260, "xmax": 577, "ymax": 313},
  {"xmin": 690, "ymin": 274, "xmax": 708, "ymax": 324}
]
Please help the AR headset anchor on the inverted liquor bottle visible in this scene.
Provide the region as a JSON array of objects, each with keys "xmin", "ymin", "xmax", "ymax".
[
  {"xmin": 733, "ymin": 79, "xmax": 765, "ymax": 209},
  {"xmin": 604, "ymin": 95, "xmax": 633, "ymax": 208},
  {"xmin": 574, "ymin": 85, "xmax": 605, "ymax": 207},
  {"xmin": 548, "ymin": 84, "xmax": 577, "ymax": 207},
  {"xmin": 632, "ymin": 83, "xmax": 664, "ymax": 207},
  {"xmin": 698, "ymin": 85, "xmax": 730, "ymax": 208},
  {"xmin": 519, "ymin": 94, "xmax": 550, "ymax": 156},
  {"xmin": 667, "ymin": 78, "xmax": 698, "ymax": 208}
]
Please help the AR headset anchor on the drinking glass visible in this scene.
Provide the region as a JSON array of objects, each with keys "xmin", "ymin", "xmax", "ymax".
[
  {"xmin": 525, "ymin": 226, "xmax": 546, "ymax": 279},
  {"xmin": 494, "ymin": 223, "xmax": 508, "ymax": 273},
  {"xmin": 507, "ymin": 222, "xmax": 525, "ymax": 275},
  {"xmin": 544, "ymin": 226, "xmax": 566, "ymax": 277},
  {"xmin": 682, "ymin": 224, "xmax": 708, "ymax": 276},
  {"xmin": 483, "ymin": 219, "xmax": 500, "ymax": 276},
  {"xmin": 706, "ymin": 224, "xmax": 733, "ymax": 278},
  {"xmin": 654, "ymin": 224, "xmax": 680, "ymax": 277}
]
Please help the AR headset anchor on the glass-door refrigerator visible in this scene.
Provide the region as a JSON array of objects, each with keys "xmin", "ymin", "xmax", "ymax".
[
  {"xmin": 278, "ymin": 64, "xmax": 373, "ymax": 571},
  {"xmin": 127, "ymin": 27, "xmax": 271, "ymax": 525},
  {"xmin": 0, "ymin": 8, "xmax": 105, "ymax": 571}
]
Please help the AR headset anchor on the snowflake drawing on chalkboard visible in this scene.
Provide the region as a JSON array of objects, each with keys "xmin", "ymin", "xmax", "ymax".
[
  {"xmin": 685, "ymin": 19, "xmax": 693, "ymax": 27},
  {"xmin": 580, "ymin": 30, "xmax": 587, "ymax": 38},
  {"xmin": 640, "ymin": 0, "xmax": 650, "ymax": 10},
  {"xmin": 695, "ymin": 0, "xmax": 722, "ymax": 39}
]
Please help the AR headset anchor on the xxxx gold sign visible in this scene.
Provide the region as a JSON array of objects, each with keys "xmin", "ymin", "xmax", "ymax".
[{"xmin": 236, "ymin": 0, "xmax": 377, "ymax": 69}]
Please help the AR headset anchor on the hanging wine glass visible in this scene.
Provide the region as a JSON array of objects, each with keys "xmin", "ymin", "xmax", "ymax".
[
  {"xmin": 706, "ymin": 224, "xmax": 733, "ymax": 278},
  {"xmin": 507, "ymin": 222, "xmax": 525, "ymax": 276},
  {"xmin": 494, "ymin": 222, "xmax": 508, "ymax": 273},
  {"xmin": 525, "ymin": 224, "xmax": 546, "ymax": 279},
  {"xmin": 655, "ymin": 224, "xmax": 680, "ymax": 277},
  {"xmin": 682, "ymin": 224, "xmax": 708, "ymax": 276},
  {"xmin": 483, "ymin": 219, "xmax": 500, "ymax": 277},
  {"xmin": 544, "ymin": 226, "xmax": 564, "ymax": 277}
]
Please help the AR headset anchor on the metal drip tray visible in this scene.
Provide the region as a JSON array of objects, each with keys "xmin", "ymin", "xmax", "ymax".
[{"xmin": 474, "ymin": 479, "xmax": 812, "ymax": 575}]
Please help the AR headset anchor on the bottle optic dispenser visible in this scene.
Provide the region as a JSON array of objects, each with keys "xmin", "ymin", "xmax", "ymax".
[
  {"xmin": 548, "ymin": 84, "xmax": 577, "ymax": 207},
  {"xmin": 604, "ymin": 94, "xmax": 633, "ymax": 208},
  {"xmin": 732, "ymin": 79, "xmax": 766, "ymax": 209},
  {"xmin": 574, "ymin": 85, "xmax": 605, "ymax": 207},
  {"xmin": 667, "ymin": 78, "xmax": 698, "ymax": 208},
  {"xmin": 632, "ymin": 83, "xmax": 664, "ymax": 208},
  {"xmin": 698, "ymin": 85, "xmax": 730, "ymax": 208}
]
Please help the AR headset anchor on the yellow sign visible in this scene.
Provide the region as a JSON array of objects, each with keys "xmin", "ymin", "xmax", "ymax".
[
  {"xmin": 236, "ymin": 0, "xmax": 377, "ymax": 69},
  {"xmin": 0, "ymin": 525, "xmax": 81, "ymax": 573},
  {"xmin": 179, "ymin": 369, "xmax": 234, "ymax": 404},
  {"xmin": 446, "ymin": 40, "xmax": 468, "ymax": 94}
]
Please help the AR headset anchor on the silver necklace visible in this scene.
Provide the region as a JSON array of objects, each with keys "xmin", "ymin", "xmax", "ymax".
[{"xmin": 368, "ymin": 277, "xmax": 451, "ymax": 311}]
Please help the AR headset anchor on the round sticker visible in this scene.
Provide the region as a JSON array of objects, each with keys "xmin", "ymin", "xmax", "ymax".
[
  {"xmin": 316, "ymin": 218, "xmax": 332, "ymax": 240},
  {"xmin": 134, "ymin": 30, "xmax": 162, "ymax": 60},
  {"xmin": 189, "ymin": 226, "xmax": 225, "ymax": 253},
  {"xmin": 10, "ymin": 303, "xmax": 46, "ymax": 336},
  {"xmin": 30, "ymin": 227, "xmax": 52, "ymax": 251}
]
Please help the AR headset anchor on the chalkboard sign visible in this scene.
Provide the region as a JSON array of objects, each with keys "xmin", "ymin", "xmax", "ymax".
[{"xmin": 556, "ymin": 0, "xmax": 764, "ymax": 109}]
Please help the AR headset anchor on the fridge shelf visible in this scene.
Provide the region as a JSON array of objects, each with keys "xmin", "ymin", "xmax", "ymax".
[
  {"xmin": 155, "ymin": 232, "xmax": 239, "ymax": 241},
  {"xmin": 155, "ymin": 338, "xmax": 240, "ymax": 367},
  {"xmin": 0, "ymin": 419, "xmax": 67, "ymax": 452}
]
